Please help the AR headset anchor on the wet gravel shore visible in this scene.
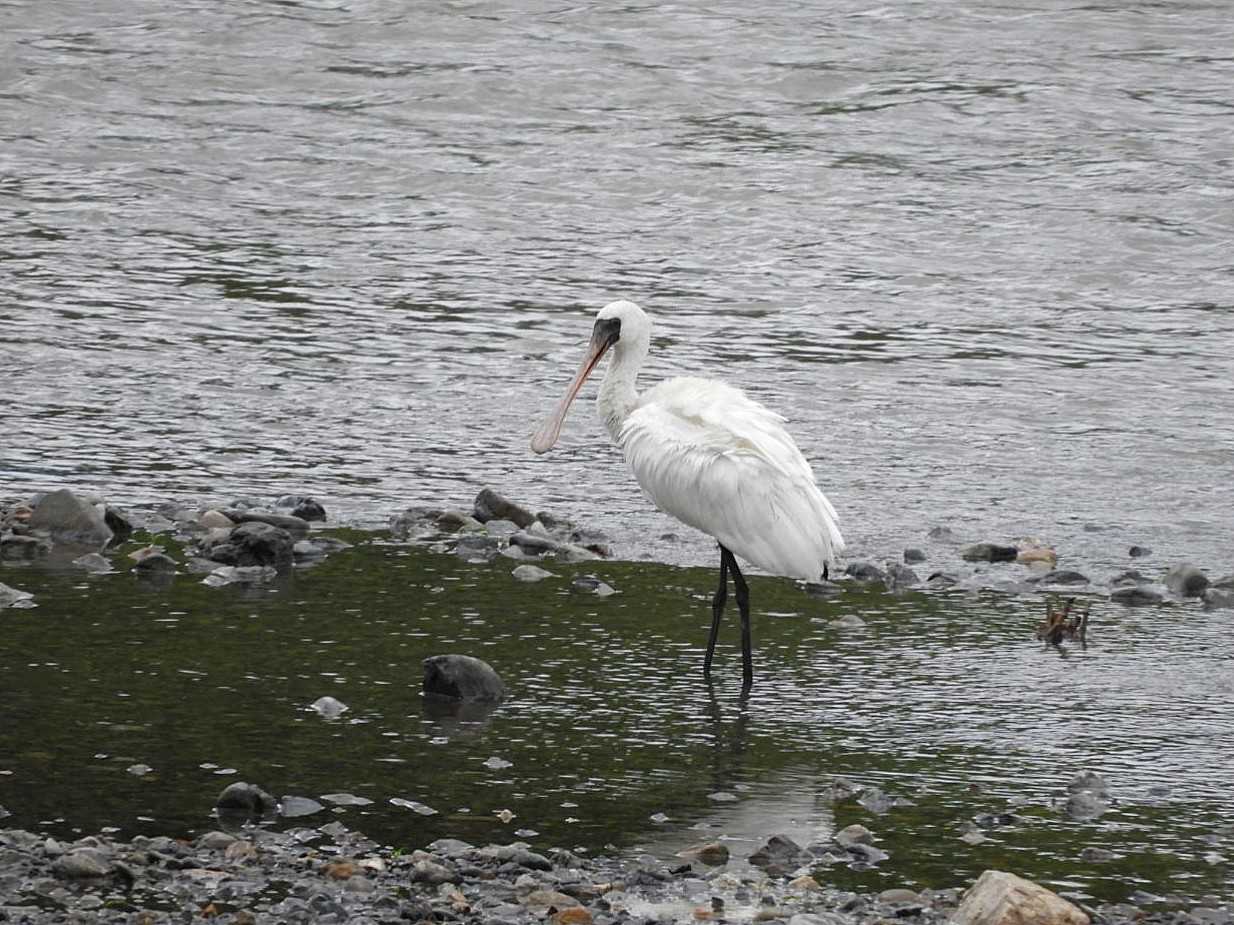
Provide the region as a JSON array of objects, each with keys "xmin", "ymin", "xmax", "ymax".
[{"xmin": 2, "ymin": 820, "xmax": 1230, "ymax": 925}]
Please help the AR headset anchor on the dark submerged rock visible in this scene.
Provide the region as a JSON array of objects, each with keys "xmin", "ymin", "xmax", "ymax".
[
  {"xmin": 215, "ymin": 781, "xmax": 278, "ymax": 821},
  {"xmin": 0, "ymin": 532, "xmax": 51, "ymax": 559},
  {"xmin": 1110, "ymin": 585, "xmax": 1164, "ymax": 606},
  {"xmin": 903, "ymin": 547, "xmax": 926, "ymax": 564},
  {"xmin": 1129, "ymin": 545, "xmax": 1152, "ymax": 558},
  {"xmin": 423, "ymin": 654, "xmax": 506, "ymax": 703},
  {"xmin": 229, "ymin": 521, "xmax": 295, "ymax": 570},
  {"xmin": 274, "ymin": 494, "xmax": 327, "ymax": 522},
  {"xmin": 885, "ymin": 562, "xmax": 920, "ymax": 588},
  {"xmin": 473, "ymin": 488, "xmax": 535, "ymax": 528},
  {"xmin": 846, "ymin": 562, "xmax": 887, "ymax": 585},
  {"xmin": 1027, "ymin": 569, "xmax": 1089, "ymax": 586},
  {"xmin": 1165, "ymin": 563, "xmax": 1209, "ymax": 598},
  {"xmin": 961, "ymin": 543, "xmax": 1019, "ymax": 563}
]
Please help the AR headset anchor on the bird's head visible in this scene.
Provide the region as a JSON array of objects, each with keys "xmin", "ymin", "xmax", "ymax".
[{"xmin": 530, "ymin": 299, "xmax": 650, "ymax": 454}]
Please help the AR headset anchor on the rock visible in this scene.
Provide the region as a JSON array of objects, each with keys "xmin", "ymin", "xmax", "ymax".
[
  {"xmin": 1165, "ymin": 563, "xmax": 1209, "ymax": 597},
  {"xmin": 879, "ymin": 888, "xmax": 922, "ymax": 905},
  {"xmin": 455, "ymin": 533, "xmax": 501, "ymax": 562},
  {"xmin": 572, "ymin": 576, "xmax": 617, "ymax": 596},
  {"xmin": 203, "ymin": 565, "xmax": 279, "ymax": 587},
  {"xmin": 953, "ymin": 870, "xmax": 1089, "ymax": 925},
  {"xmin": 512, "ymin": 564, "xmax": 555, "ymax": 582},
  {"xmin": 846, "ymin": 561, "xmax": 887, "ymax": 585},
  {"xmin": 927, "ymin": 525, "xmax": 958, "ymax": 542},
  {"xmin": 551, "ymin": 908, "xmax": 593, "ymax": 925},
  {"xmin": 834, "ymin": 824, "xmax": 873, "ymax": 848},
  {"xmin": 310, "ymin": 696, "xmax": 349, "ymax": 718},
  {"xmin": 903, "ymin": 547, "xmax": 926, "ymax": 563},
  {"xmin": 1028, "ymin": 569, "xmax": 1089, "ymax": 586},
  {"xmin": 749, "ymin": 834, "xmax": 808, "ymax": 872},
  {"xmin": 435, "ymin": 510, "xmax": 485, "ymax": 533},
  {"xmin": 1, "ymin": 532, "xmax": 52, "ymax": 559},
  {"xmin": 1068, "ymin": 771, "xmax": 1109, "ymax": 796},
  {"xmin": 962, "ymin": 543, "xmax": 1019, "ymax": 563},
  {"xmin": 1110, "ymin": 585, "xmax": 1163, "ymax": 606},
  {"xmin": 1203, "ymin": 588, "xmax": 1234, "ymax": 610},
  {"xmin": 677, "ymin": 842, "xmax": 729, "ymax": 866},
  {"xmin": 474, "ymin": 488, "xmax": 535, "ymax": 528},
  {"xmin": 1064, "ymin": 791, "xmax": 1109, "ymax": 821},
  {"xmin": 231, "ymin": 511, "xmax": 311, "ymax": 538},
  {"xmin": 1017, "ymin": 547, "xmax": 1058, "ymax": 566},
  {"xmin": 788, "ymin": 875, "xmax": 822, "ymax": 892},
  {"xmin": 52, "ymin": 848, "xmax": 112, "ymax": 879},
  {"xmin": 423, "ymin": 654, "xmax": 506, "ymax": 702},
  {"xmin": 525, "ymin": 888, "xmax": 581, "ymax": 910},
  {"xmin": 830, "ymin": 614, "xmax": 866, "ymax": 629},
  {"xmin": 1128, "ymin": 545, "xmax": 1152, "ymax": 558},
  {"xmin": 274, "ymin": 495, "xmax": 327, "ymax": 522},
  {"xmin": 411, "ymin": 857, "xmax": 459, "ymax": 884},
  {"xmin": 885, "ymin": 562, "xmax": 919, "ymax": 588},
  {"xmin": 72, "ymin": 552, "xmax": 112, "ymax": 572},
  {"xmin": 200, "ymin": 510, "xmax": 235, "ymax": 529},
  {"xmin": 926, "ymin": 571, "xmax": 960, "ymax": 588},
  {"xmin": 130, "ymin": 546, "xmax": 178, "ymax": 572},
  {"xmin": 280, "ymin": 795, "xmax": 325, "ymax": 818},
  {"xmin": 29, "ymin": 489, "xmax": 113, "ymax": 548},
  {"xmin": 228, "ymin": 521, "xmax": 294, "ymax": 569},
  {"xmin": 1079, "ymin": 846, "xmax": 1115, "ymax": 862},
  {"xmin": 104, "ymin": 505, "xmax": 134, "ymax": 540},
  {"xmin": 480, "ymin": 845, "xmax": 553, "ymax": 870},
  {"xmin": 215, "ymin": 781, "xmax": 277, "ymax": 819},
  {"xmin": 1111, "ymin": 569, "xmax": 1147, "ymax": 585},
  {"xmin": 1065, "ymin": 770, "xmax": 1111, "ymax": 820},
  {"xmin": 845, "ymin": 842, "xmax": 890, "ymax": 864},
  {"xmin": 195, "ymin": 830, "xmax": 237, "ymax": 851},
  {"xmin": 569, "ymin": 527, "xmax": 611, "ymax": 557},
  {"xmin": 858, "ymin": 786, "xmax": 896, "ymax": 813},
  {"xmin": 0, "ymin": 582, "xmax": 34, "ymax": 609},
  {"xmin": 389, "ymin": 505, "xmax": 444, "ymax": 539}
]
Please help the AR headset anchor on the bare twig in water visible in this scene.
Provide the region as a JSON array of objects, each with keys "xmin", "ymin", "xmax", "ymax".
[{"xmin": 1036, "ymin": 597, "xmax": 1091, "ymax": 648}]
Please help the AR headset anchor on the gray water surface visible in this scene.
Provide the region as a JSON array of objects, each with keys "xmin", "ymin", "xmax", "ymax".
[{"xmin": 3, "ymin": 0, "xmax": 1233, "ymax": 575}]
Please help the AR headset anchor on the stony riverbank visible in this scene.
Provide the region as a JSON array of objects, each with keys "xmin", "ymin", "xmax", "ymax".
[
  {"xmin": 1, "ymin": 817, "xmax": 1228, "ymax": 925},
  {"xmin": 2, "ymin": 487, "xmax": 1232, "ymax": 611}
]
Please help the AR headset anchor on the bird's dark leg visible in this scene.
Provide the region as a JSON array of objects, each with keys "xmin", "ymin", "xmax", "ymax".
[
  {"xmin": 703, "ymin": 545, "xmax": 729, "ymax": 678},
  {"xmin": 722, "ymin": 546, "xmax": 753, "ymax": 690}
]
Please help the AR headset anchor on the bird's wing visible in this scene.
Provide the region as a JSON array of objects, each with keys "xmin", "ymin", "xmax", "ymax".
[{"xmin": 618, "ymin": 377, "xmax": 844, "ymax": 579}]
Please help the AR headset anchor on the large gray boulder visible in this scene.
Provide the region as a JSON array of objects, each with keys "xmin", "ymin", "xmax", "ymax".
[
  {"xmin": 953, "ymin": 870, "xmax": 1089, "ymax": 925},
  {"xmin": 230, "ymin": 522, "xmax": 294, "ymax": 570},
  {"xmin": 423, "ymin": 654, "xmax": 506, "ymax": 703},
  {"xmin": 28, "ymin": 489, "xmax": 113, "ymax": 548}
]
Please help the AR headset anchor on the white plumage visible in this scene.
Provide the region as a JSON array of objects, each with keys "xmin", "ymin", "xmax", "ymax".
[
  {"xmin": 619, "ymin": 376, "xmax": 844, "ymax": 580},
  {"xmin": 531, "ymin": 299, "xmax": 845, "ymax": 687}
]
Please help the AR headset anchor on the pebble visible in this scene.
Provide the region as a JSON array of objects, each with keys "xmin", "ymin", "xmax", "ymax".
[
  {"xmin": 513, "ymin": 564, "xmax": 556, "ymax": 582},
  {"xmin": 310, "ymin": 695, "xmax": 349, "ymax": 718}
]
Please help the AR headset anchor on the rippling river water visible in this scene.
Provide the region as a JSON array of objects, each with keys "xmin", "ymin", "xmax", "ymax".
[
  {"xmin": 2, "ymin": 0, "xmax": 1232, "ymax": 573},
  {"xmin": 2, "ymin": 0, "xmax": 1234, "ymax": 909}
]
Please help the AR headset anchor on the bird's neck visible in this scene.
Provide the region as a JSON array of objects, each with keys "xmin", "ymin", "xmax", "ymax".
[{"xmin": 597, "ymin": 341, "xmax": 645, "ymax": 445}]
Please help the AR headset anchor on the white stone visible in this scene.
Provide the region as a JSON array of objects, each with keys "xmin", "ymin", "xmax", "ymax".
[
  {"xmin": 952, "ymin": 870, "xmax": 1089, "ymax": 925},
  {"xmin": 512, "ymin": 564, "xmax": 555, "ymax": 582}
]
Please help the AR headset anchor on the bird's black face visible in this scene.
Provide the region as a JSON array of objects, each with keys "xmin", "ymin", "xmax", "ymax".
[
  {"xmin": 592, "ymin": 316, "xmax": 621, "ymax": 350},
  {"xmin": 530, "ymin": 314, "xmax": 622, "ymax": 454}
]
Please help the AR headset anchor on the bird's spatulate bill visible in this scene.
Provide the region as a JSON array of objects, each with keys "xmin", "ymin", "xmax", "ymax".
[{"xmin": 530, "ymin": 329, "xmax": 614, "ymax": 454}]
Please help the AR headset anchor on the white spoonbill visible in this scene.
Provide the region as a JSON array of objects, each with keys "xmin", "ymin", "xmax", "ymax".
[{"xmin": 531, "ymin": 299, "xmax": 844, "ymax": 689}]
